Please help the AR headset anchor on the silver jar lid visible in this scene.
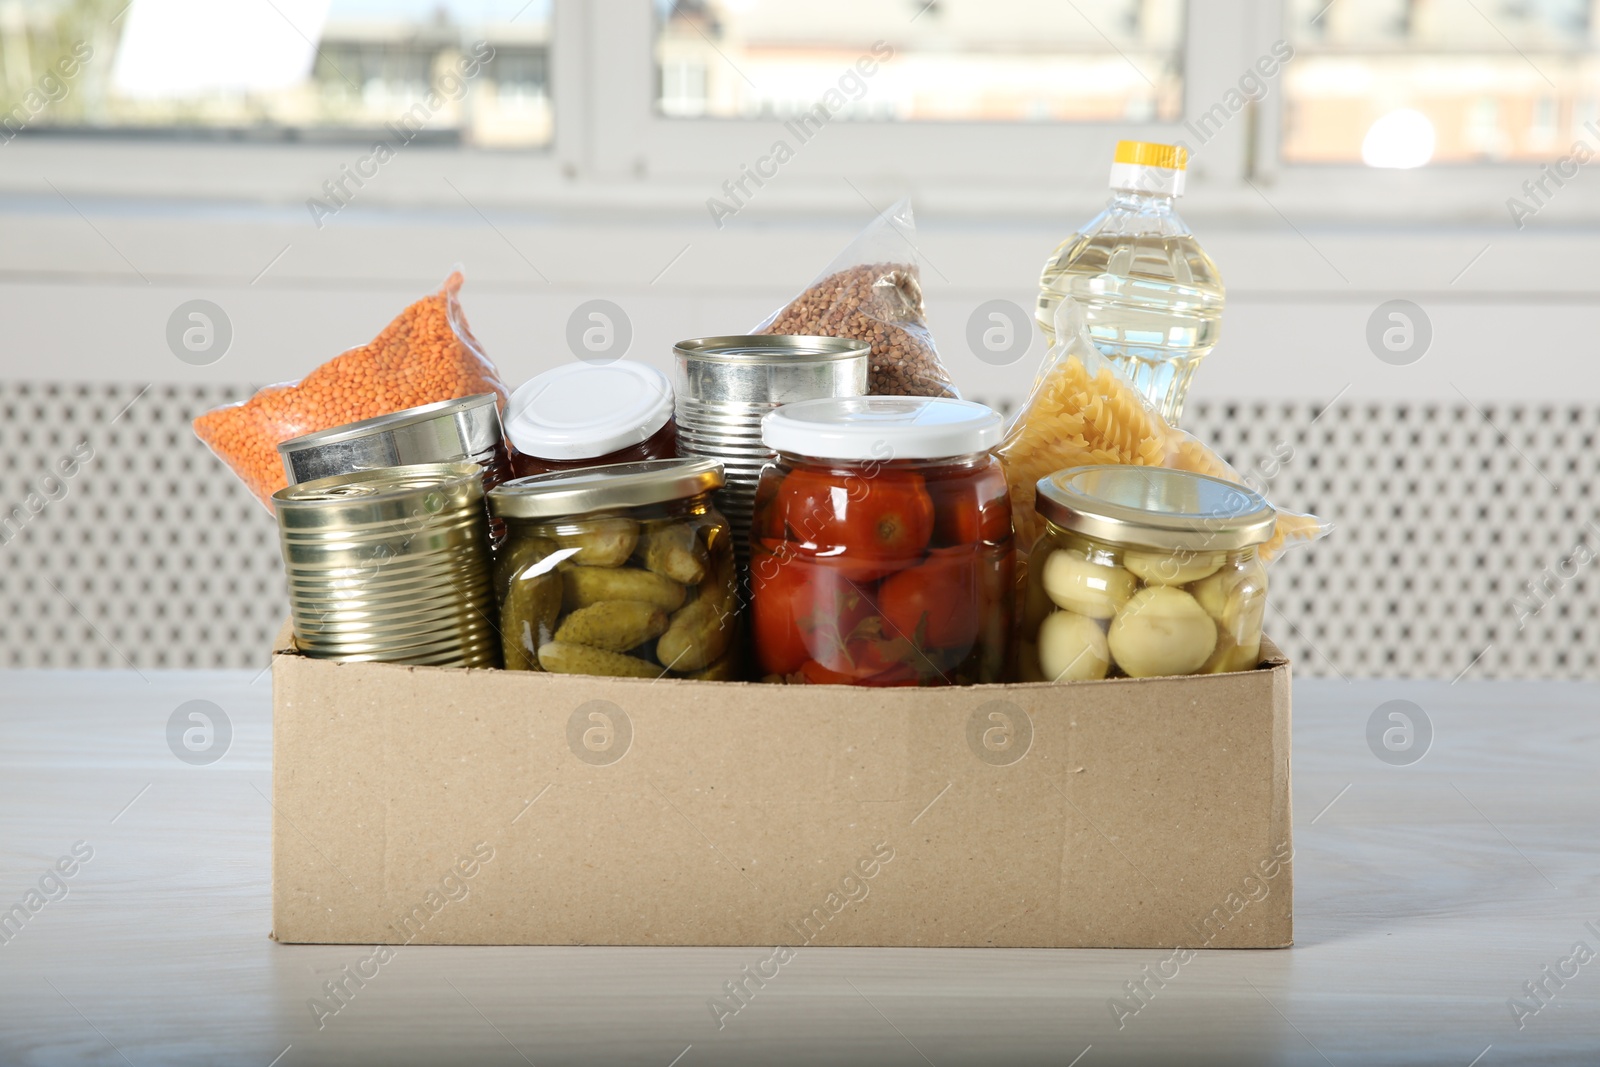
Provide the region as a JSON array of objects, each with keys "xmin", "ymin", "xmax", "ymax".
[
  {"xmin": 278, "ymin": 393, "xmax": 503, "ymax": 485},
  {"xmin": 488, "ymin": 458, "xmax": 724, "ymax": 521},
  {"xmin": 1035, "ymin": 465, "xmax": 1276, "ymax": 552}
]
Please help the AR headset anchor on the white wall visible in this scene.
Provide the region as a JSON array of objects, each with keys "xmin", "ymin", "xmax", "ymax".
[{"xmin": 0, "ymin": 189, "xmax": 1594, "ymax": 407}]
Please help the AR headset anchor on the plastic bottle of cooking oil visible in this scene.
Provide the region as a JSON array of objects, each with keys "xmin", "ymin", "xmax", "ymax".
[{"xmin": 1036, "ymin": 141, "xmax": 1224, "ymax": 426}]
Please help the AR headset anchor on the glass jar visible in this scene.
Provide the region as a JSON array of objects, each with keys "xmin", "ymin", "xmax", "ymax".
[
  {"xmin": 1022, "ymin": 466, "xmax": 1275, "ymax": 681},
  {"xmin": 486, "ymin": 458, "xmax": 742, "ymax": 680},
  {"xmin": 503, "ymin": 360, "xmax": 677, "ymax": 477},
  {"xmin": 750, "ymin": 397, "xmax": 1011, "ymax": 686}
]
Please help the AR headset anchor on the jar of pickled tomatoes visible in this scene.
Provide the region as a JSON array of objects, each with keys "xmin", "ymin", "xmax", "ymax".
[
  {"xmin": 750, "ymin": 397, "xmax": 1011, "ymax": 686},
  {"xmin": 503, "ymin": 360, "xmax": 677, "ymax": 477},
  {"xmin": 1022, "ymin": 466, "xmax": 1275, "ymax": 681}
]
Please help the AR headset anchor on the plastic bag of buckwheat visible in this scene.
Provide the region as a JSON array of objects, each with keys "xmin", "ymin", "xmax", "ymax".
[{"xmin": 755, "ymin": 198, "xmax": 960, "ymax": 399}]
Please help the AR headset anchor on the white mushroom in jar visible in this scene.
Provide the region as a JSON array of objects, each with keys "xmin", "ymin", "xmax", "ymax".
[
  {"xmin": 1041, "ymin": 548, "xmax": 1137, "ymax": 619},
  {"xmin": 1036, "ymin": 610, "xmax": 1111, "ymax": 682},
  {"xmin": 1189, "ymin": 558, "xmax": 1268, "ymax": 641},
  {"xmin": 1107, "ymin": 586, "xmax": 1218, "ymax": 678},
  {"xmin": 1123, "ymin": 548, "xmax": 1225, "ymax": 586}
]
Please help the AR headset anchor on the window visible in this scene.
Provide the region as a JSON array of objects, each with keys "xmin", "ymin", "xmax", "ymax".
[
  {"xmin": 1283, "ymin": 0, "xmax": 1596, "ymax": 165},
  {"xmin": 651, "ymin": 0, "xmax": 1185, "ymax": 124},
  {"xmin": 0, "ymin": 0, "xmax": 552, "ymax": 147}
]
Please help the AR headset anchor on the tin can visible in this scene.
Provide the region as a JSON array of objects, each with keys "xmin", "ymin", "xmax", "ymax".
[
  {"xmin": 273, "ymin": 461, "xmax": 500, "ymax": 667},
  {"xmin": 672, "ymin": 335, "xmax": 868, "ymax": 562},
  {"xmin": 277, "ymin": 394, "xmax": 511, "ymax": 490}
]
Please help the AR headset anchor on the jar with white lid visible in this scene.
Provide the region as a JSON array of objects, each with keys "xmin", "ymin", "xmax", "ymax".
[
  {"xmin": 749, "ymin": 396, "xmax": 1012, "ymax": 686},
  {"xmin": 504, "ymin": 360, "xmax": 676, "ymax": 477},
  {"xmin": 1022, "ymin": 465, "xmax": 1276, "ymax": 681}
]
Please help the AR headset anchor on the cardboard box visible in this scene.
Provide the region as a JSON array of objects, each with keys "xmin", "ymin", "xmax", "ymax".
[{"xmin": 271, "ymin": 629, "xmax": 1292, "ymax": 949}]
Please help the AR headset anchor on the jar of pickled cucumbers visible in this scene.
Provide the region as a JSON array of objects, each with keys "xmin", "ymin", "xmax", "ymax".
[
  {"xmin": 750, "ymin": 396, "xmax": 1011, "ymax": 686},
  {"xmin": 1022, "ymin": 466, "xmax": 1275, "ymax": 681},
  {"xmin": 486, "ymin": 458, "xmax": 742, "ymax": 680}
]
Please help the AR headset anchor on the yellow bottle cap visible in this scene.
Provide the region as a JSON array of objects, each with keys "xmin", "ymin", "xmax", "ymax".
[{"xmin": 1113, "ymin": 141, "xmax": 1188, "ymax": 171}]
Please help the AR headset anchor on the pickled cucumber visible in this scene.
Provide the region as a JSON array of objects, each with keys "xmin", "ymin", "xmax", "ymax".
[
  {"xmin": 554, "ymin": 600, "xmax": 670, "ymax": 652},
  {"xmin": 655, "ymin": 549, "xmax": 736, "ymax": 672},
  {"xmin": 1037, "ymin": 610, "xmax": 1111, "ymax": 682},
  {"xmin": 1107, "ymin": 586, "xmax": 1217, "ymax": 678},
  {"xmin": 500, "ymin": 568, "xmax": 563, "ymax": 671},
  {"xmin": 562, "ymin": 565, "xmax": 686, "ymax": 613},
  {"xmin": 641, "ymin": 521, "xmax": 709, "ymax": 585},
  {"xmin": 494, "ymin": 535, "xmax": 557, "ymax": 602},
  {"xmin": 553, "ymin": 517, "xmax": 638, "ymax": 567},
  {"xmin": 684, "ymin": 649, "xmax": 740, "ymax": 681},
  {"xmin": 1041, "ymin": 548, "xmax": 1137, "ymax": 619},
  {"xmin": 538, "ymin": 641, "xmax": 664, "ymax": 678}
]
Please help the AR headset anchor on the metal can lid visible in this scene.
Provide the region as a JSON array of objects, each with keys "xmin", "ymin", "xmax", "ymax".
[
  {"xmin": 761, "ymin": 396, "xmax": 1003, "ymax": 461},
  {"xmin": 277, "ymin": 394, "xmax": 503, "ymax": 482},
  {"xmin": 273, "ymin": 461, "xmax": 484, "ymax": 527},
  {"xmin": 673, "ymin": 334, "xmax": 870, "ymax": 364},
  {"xmin": 1035, "ymin": 465, "xmax": 1276, "ymax": 552},
  {"xmin": 488, "ymin": 457, "xmax": 724, "ymax": 521},
  {"xmin": 503, "ymin": 361, "xmax": 673, "ymax": 461}
]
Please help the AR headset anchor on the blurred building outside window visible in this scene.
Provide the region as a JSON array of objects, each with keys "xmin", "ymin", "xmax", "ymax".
[{"xmin": 0, "ymin": 0, "xmax": 552, "ymax": 147}]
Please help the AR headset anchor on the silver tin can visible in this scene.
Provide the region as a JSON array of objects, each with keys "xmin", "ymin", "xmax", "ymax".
[
  {"xmin": 277, "ymin": 393, "xmax": 511, "ymax": 490},
  {"xmin": 672, "ymin": 335, "xmax": 868, "ymax": 558},
  {"xmin": 273, "ymin": 462, "xmax": 500, "ymax": 667}
]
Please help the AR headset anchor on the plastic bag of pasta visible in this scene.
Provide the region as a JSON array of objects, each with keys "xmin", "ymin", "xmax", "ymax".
[
  {"xmin": 998, "ymin": 299, "xmax": 1330, "ymax": 561},
  {"xmin": 756, "ymin": 198, "xmax": 959, "ymax": 398}
]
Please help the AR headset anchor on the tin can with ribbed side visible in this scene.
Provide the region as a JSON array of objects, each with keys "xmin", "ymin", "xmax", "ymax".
[
  {"xmin": 672, "ymin": 335, "xmax": 868, "ymax": 562},
  {"xmin": 273, "ymin": 461, "xmax": 501, "ymax": 667}
]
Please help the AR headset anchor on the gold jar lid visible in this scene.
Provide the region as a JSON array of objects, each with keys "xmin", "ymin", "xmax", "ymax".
[
  {"xmin": 1035, "ymin": 465, "xmax": 1276, "ymax": 552},
  {"xmin": 489, "ymin": 457, "xmax": 724, "ymax": 521}
]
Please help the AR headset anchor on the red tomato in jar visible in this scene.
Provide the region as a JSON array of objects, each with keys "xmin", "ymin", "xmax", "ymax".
[
  {"xmin": 878, "ymin": 547, "xmax": 982, "ymax": 651},
  {"xmin": 751, "ymin": 547, "xmax": 878, "ymax": 676},
  {"xmin": 751, "ymin": 548, "xmax": 814, "ymax": 676},
  {"xmin": 798, "ymin": 648, "xmax": 918, "ymax": 687},
  {"xmin": 930, "ymin": 468, "xmax": 1013, "ymax": 547},
  {"xmin": 777, "ymin": 467, "xmax": 934, "ymax": 580}
]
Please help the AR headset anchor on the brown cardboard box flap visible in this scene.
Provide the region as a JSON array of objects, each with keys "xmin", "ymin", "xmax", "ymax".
[{"xmin": 272, "ymin": 637, "xmax": 1292, "ymax": 948}]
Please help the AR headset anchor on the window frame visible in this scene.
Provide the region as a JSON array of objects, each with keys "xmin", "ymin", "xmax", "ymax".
[{"xmin": 0, "ymin": 0, "xmax": 1591, "ymax": 226}]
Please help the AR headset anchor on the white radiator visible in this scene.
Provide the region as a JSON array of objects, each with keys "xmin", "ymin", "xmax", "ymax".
[{"xmin": 0, "ymin": 383, "xmax": 1594, "ymax": 679}]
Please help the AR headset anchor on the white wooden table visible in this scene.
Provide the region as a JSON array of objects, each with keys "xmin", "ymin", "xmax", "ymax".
[{"xmin": 1, "ymin": 672, "xmax": 1595, "ymax": 1066}]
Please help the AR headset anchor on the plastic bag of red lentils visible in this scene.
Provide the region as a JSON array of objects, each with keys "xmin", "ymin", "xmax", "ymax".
[
  {"xmin": 193, "ymin": 271, "xmax": 508, "ymax": 511},
  {"xmin": 756, "ymin": 198, "xmax": 960, "ymax": 399}
]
